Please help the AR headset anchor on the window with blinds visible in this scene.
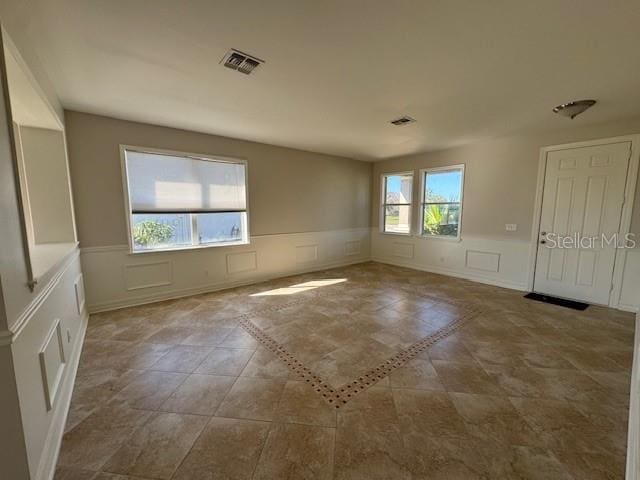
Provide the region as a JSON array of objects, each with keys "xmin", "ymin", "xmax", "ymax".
[{"xmin": 122, "ymin": 148, "xmax": 249, "ymax": 251}]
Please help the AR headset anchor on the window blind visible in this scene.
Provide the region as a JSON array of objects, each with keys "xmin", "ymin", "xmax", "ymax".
[{"xmin": 125, "ymin": 150, "xmax": 247, "ymax": 213}]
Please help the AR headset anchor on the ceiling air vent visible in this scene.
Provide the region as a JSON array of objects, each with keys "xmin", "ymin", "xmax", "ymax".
[
  {"xmin": 390, "ymin": 116, "xmax": 416, "ymax": 126},
  {"xmin": 221, "ymin": 49, "xmax": 264, "ymax": 75}
]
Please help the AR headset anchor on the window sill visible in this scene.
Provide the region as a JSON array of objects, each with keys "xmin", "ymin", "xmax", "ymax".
[
  {"xmin": 416, "ymin": 234, "xmax": 462, "ymax": 243},
  {"xmin": 379, "ymin": 230, "xmax": 412, "ymax": 236},
  {"xmin": 129, "ymin": 239, "xmax": 250, "ymax": 255}
]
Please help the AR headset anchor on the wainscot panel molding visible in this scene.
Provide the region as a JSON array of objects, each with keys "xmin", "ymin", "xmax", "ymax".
[
  {"xmin": 391, "ymin": 241, "xmax": 415, "ymax": 259},
  {"xmin": 81, "ymin": 227, "xmax": 371, "ymax": 313},
  {"xmin": 226, "ymin": 251, "xmax": 258, "ymax": 274},
  {"xmin": 465, "ymin": 250, "xmax": 501, "ymax": 273},
  {"xmin": 73, "ymin": 274, "xmax": 85, "ymax": 315},
  {"xmin": 38, "ymin": 319, "xmax": 66, "ymax": 412},
  {"xmin": 124, "ymin": 260, "xmax": 173, "ymax": 291},
  {"xmin": 295, "ymin": 244, "xmax": 319, "ymax": 264},
  {"xmin": 34, "ymin": 312, "xmax": 87, "ymax": 480},
  {"xmin": 7, "ymin": 252, "xmax": 88, "ymax": 480},
  {"xmin": 372, "ymin": 232, "xmax": 531, "ymax": 291},
  {"xmin": 345, "ymin": 240, "xmax": 361, "ymax": 256}
]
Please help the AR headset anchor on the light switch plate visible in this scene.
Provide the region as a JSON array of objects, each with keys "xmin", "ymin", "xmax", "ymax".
[{"xmin": 505, "ymin": 224, "xmax": 517, "ymax": 231}]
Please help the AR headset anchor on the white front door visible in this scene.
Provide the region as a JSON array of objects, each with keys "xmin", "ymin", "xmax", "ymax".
[{"xmin": 534, "ymin": 141, "xmax": 631, "ymax": 305}]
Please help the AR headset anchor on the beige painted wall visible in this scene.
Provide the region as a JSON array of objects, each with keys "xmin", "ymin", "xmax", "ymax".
[
  {"xmin": 19, "ymin": 126, "xmax": 75, "ymax": 244},
  {"xmin": 372, "ymin": 117, "xmax": 640, "ymax": 242},
  {"xmin": 65, "ymin": 111, "xmax": 372, "ymax": 248}
]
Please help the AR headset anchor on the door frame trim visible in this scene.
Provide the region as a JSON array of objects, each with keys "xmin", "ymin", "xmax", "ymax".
[{"xmin": 526, "ymin": 134, "xmax": 640, "ymax": 307}]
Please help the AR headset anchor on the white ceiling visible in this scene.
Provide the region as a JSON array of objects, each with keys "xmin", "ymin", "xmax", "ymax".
[{"xmin": 6, "ymin": 0, "xmax": 640, "ymax": 160}]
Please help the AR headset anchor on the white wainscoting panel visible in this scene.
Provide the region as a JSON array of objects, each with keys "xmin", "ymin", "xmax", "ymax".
[
  {"xmin": 345, "ymin": 240, "xmax": 361, "ymax": 256},
  {"xmin": 83, "ymin": 230, "xmax": 640, "ymax": 313},
  {"xmin": 374, "ymin": 232, "xmax": 640, "ymax": 308},
  {"xmin": 8, "ymin": 251, "xmax": 88, "ymax": 480},
  {"xmin": 295, "ymin": 244, "xmax": 318, "ymax": 264},
  {"xmin": 74, "ymin": 274, "xmax": 85, "ymax": 315},
  {"xmin": 38, "ymin": 319, "xmax": 66, "ymax": 411},
  {"xmin": 465, "ymin": 250, "xmax": 501, "ymax": 273},
  {"xmin": 372, "ymin": 232, "xmax": 530, "ymax": 290},
  {"xmin": 124, "ymin": 261, "xmax": 173, "ymax": 291},
  {"xmin": 392, "ymin": 241, "xmax": 415, "ymax": 259},
  {"xmin": 226, "ymin": 251, "xmax": 258, "ymax": 274},
  {"xmin": 81, "ymin": 228, "xmax": 371, "ymax": 312}
]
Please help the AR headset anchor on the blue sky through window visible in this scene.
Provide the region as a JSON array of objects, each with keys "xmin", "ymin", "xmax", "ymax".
[{"xmin": 425, "ymin": 170, "xmax": 461, "ymax": 202}]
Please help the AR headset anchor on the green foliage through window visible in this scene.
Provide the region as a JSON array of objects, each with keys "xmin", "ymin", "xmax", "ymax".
[
  {"xmin": 424, "ymin": 204, "xmax": 443, "ymax": 235},
  {"xmin": 422, "ymin": 168, "xmax": 463, "ymax": 237},
  {"xmin": 133, "ymin": 220, "xmax": 174, "ymax": 248}
]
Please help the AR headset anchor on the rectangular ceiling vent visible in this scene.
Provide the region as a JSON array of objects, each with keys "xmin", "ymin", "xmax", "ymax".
[
  {"xmin": 390, "ymin": 116, "xmax": 416, "ymax": 126},
  {"xmin": 221, "ymin": 49, "xmax": 264, "ymax": 75}
]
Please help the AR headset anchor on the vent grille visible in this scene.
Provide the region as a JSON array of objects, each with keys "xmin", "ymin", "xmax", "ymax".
[
  {"xmin": 221, "ymin": 49, "xmax": 264, "ymax": 75},
  {"xmin": 390, "ymin": 116, "xmax": 416, "ymax": 126}
]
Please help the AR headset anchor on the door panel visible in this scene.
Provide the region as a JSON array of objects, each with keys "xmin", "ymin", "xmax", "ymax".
[
  {"xmin": 552, "ymin": 177, "xmax": 573, "ymax": 235},
  {"xmin": 534, "ymin": 142, "xmax": 630, "ymax": 305},
  {"xmin": 582, "ymin": 176, "xmax": 606, "ymax": 237},
  {"xmin": 575, "ymin": 250, "xmax": 597, "ymax": 286}
]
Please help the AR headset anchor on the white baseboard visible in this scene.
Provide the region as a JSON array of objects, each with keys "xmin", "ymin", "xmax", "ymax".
[
  {"xmin": 627, "ymin": 314, "xmax": 640, "ymax": 480},
  {"xmin": 372, "ymin": 256, "xmax": 528, "ymax": 291},
  {"xmin": 617, "ymin": 303, "xmax": 640, "ymax": 314},
  {"xmin": 89, "ymin": 256, "xmax": 370, "ymax": 313},
  {"xmin": 35, "ymin": 311, "xmax": 88, "ymax": 480}
]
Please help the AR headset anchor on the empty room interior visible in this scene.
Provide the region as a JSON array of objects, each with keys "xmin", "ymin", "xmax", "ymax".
[{"xmin": 2, "ymin": 1, "xmax": 640, "ymax": 479}]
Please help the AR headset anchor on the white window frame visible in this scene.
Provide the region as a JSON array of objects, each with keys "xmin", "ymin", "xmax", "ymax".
[
  {"xmin": 419, "ymin": 164, "xmax": 465, "ymax": 241},
  {"xmin": 120, "ymin": 145, "xmax": 250, "ymax": 254},
  {"xmin": 380, "ymin": 171, "xmax": 414, "ymax": 235}
]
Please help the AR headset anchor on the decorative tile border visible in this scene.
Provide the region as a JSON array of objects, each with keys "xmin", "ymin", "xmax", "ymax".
[{"xmin": 236, "ymin": 294, "xmax": 482, "ymax": 408}]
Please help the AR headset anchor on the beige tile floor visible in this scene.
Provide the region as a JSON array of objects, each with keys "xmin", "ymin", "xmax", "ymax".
[{"xmin": 54, "ymin": 262, "xmax": 635, "ymax": 479}]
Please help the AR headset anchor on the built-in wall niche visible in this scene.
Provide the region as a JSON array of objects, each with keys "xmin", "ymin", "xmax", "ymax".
[{"xmin": 3, "ymin": 35, "xmax": 77, "ymax": 286}]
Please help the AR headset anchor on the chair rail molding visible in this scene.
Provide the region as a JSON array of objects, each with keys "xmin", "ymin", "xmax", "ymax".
[{"xmin": 3, "ymin": 247, "xmax": 80, "ymax": 345}]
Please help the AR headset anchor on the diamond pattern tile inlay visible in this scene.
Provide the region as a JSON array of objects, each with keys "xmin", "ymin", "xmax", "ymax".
[{"xmin": 234, "ymin": 291, "xmax": 482, "ymax": 407}]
